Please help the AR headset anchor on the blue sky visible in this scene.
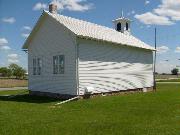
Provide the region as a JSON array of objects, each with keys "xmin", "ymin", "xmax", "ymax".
[{"xmin": 0, "ymin": 0, "xmax": 180, "ymax": 73}]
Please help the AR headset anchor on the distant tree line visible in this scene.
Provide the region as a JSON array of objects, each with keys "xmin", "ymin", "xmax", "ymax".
[
  {"xmin": 0, "ymin": 64, "xmax": 27, "ymax": 79},
  {"xmin": 155, "ymin": 68, "xmax": 179, "ymax": 76}
]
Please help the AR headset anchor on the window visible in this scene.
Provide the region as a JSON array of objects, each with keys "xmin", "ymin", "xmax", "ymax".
[
  {"xmin": 33, "ymin": 58, "xmax": 42, "ymax": 75},
  {"xmin": 117, "ymin": 23, "xmax": 121, "ymax": 31},
  {"xmin": 53, "ymin": 55, "xmax": 64, "ymax": 74},
  {"xmin": 33, "ymin": 59, "xmax": 36, "ymax": 75},
  {"xmin": 126, "ymin": 22, "xmax": 129, "ymax": 30},
  {"xmin": 37, "ymin": 58, "xmax": 42, "ymax": 75}
]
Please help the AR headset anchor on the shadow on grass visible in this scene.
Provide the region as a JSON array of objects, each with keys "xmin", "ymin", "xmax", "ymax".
[{"xmin": 0, "ymin": 94, "xmax": 62, "ymax": 104}]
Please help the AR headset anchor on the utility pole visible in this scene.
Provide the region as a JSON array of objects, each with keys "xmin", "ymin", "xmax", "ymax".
[{"xmin": 153, "ymin": 28, "xmax": 157, "ymax": 91}]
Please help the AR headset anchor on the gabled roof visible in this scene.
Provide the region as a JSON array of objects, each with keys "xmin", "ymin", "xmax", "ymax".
[{"xmin": 22, "ymin": 10, "xmax": 155, "ymax": 51}]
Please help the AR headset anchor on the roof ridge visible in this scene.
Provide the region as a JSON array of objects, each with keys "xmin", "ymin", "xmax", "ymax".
[
  {"xmin": 45, "ymin": 10, "xmax": 124, "ymax": 35},
  {"xmin": 44, "ymin": 10, "xmax": 154, "ymax": 51}
]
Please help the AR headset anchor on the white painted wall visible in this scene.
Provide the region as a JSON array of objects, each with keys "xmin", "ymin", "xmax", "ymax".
[
  {"xmin": 28, "ymin": 13, "xmax": 153, "ymax": 96},
  {"xmin": 77, "ymin": 38, "xmax": 153, "ymax": 95},
  {"xmin": 28, "ymin": 15, "xmax": 77, "ymax": 95}
]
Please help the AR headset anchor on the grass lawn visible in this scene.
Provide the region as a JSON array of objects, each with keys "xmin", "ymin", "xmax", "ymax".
[
  {"xmin": 0, "ymin": 78, "xmax": 28, "ymax": 88},
  {"xmin": 0, "ymin": 84, "xmax": 180, "ymax": 135}
]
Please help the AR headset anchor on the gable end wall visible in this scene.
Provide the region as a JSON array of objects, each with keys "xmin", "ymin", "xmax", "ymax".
[{"xmin": 28, "ymin": 15, "xmax": 77, "ymax": 95}]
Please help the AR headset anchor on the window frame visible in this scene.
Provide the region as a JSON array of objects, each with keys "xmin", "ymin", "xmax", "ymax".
[
  {"xmin": 53, "ymin": 55, "xmax": 65, "ymax": 75},
  {"xmin": 33, "ymin": 57, "xmax": 42, "ymax": 76}
]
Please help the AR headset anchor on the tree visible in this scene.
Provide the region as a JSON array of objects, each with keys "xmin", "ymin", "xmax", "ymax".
[
  {"xmin": 14, "ymin": 67, "xmax": 26, "ymax": 79},
  {"xmin": 8, "ymin": 64, "xmax": 26, "ymax": 79},
  {"xmin": 9, "ymin": 64, "xmax": 19, "ymax": 76},
  {"xmin": 155, "ymin": 72, "xmax": 158, "ymax": 75},
  {"xmin": 171, "ymin": 68, "xmax": 179, "ymax": 75},
  {"xmin": 0, "ymin": 67, "xmax": 12, "ymax": 77}
]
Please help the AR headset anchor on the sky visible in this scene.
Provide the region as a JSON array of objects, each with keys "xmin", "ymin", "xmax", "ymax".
[{"xmin": 0, "ymin": 0, "xmax": 180, "ymax": 73}]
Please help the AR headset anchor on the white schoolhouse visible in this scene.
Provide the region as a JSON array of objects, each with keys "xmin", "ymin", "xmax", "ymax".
[{"xmin": 22, "ymin": 4, "xmax": 155, "ymax": 98}]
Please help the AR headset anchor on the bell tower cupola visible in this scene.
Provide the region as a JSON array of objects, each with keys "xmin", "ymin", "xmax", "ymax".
[{"xmin": 113, "ymin": 11, "xmax": 131, "ymax": 35}]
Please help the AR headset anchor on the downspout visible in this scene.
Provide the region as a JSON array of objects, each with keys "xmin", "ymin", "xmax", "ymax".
[{"xmin": 75, "ymin": 38, "xmax": 80, "ymax": 96}]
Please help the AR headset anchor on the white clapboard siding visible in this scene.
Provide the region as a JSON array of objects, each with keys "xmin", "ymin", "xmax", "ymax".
[
  {"xmin": 28, "ymin": 15, "xmax": 77, "ymax": 95},
  {"xmin": 78, "ymin": 39, "xmax": 153, "ymax": 95}
]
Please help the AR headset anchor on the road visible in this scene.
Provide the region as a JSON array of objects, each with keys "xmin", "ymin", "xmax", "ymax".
[{"xmin": 0, "ymin": 87, "xmax": 28, "ymax": 91}]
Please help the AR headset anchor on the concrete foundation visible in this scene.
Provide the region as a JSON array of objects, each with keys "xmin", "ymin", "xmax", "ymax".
[{"xmin": 29, "ymin": 87, "xmax": 154, "ymax": 99}]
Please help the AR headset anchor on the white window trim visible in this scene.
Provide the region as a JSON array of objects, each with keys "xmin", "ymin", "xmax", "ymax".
[
  {"xmin": 53, "ymin": 55, "xmax": 65, "ymax": 75},
  {"xmin": 32, "ymin": 57, "xmax": 42, "ymax": 76}
]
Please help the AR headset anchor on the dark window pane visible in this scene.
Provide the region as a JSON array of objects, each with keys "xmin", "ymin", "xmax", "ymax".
[
  {"xmin": 126, "ymin": 23, "xmax": 128, "ymax": 30},
  {"xmin": 59, "ymin": 55, "xmax": 64, "ymax": 74},
  {"xmin": 37, "ymin": 58, "xmax": 42, "ymax": 75},
  {"xmin": 33, "ymin": 67, "xmax": 36, "ymax": 75},
  {"xmin": 33, "ymin": 59, "xmax": 36, "ymax": 75},
  {"xmin": 117, "ymin": 23, "xmax": 121, "ymax": 31},
  {"xmin": 38, "ymin": 67, "xmax": 41, "ymax": 75},
  {"xmin": 33, "ymin": 59, "xmax": 36, "ymax": 67},
  {"xmin": 53, "ymin": 56, "xmax": 58, "ymax": 74}
]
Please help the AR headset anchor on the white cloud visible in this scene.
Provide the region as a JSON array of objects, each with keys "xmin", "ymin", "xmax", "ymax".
[
  {"xmin": 33, "ymin": 0, "xmax": 93, "ymax": 12},
  {"xmin": 8, "ymin": 54, "xmax": 19, "ymax": 63},
  {"xmin": 145, "ymin": 0, "xmax": 150, "ymax": 5},
  {"xmin": 0, "ymin": 46, "xmax": 11, "ymax": 50},
  {"xmin": 8, "ymin": 59, "xmax": 19, "ymax": 63},
  {"xmin": 135, "ymin": 0, "xmax": 180, "ymax": 25},
  {"xmin": 50, "ymin": 0, "xmax": 93, "ymax": 12},
  {"xmin": 157, "ymin": 46, "xmax": 170, "ymax": 54},
  {"xmin": 2, "ymin": 17, "xmax": 16, "ymax": 24},
  {"xmin": 127, "ymin": 10, "xmax": 135, "ymax": 16},
  {"xmin": 51, "ymin": 0, "xmax": 64, "ymax": 10},
  {"xmin": 131, "ymin": 10, "xmax": 135, "ymax": 14},
  {"xmin": 154, "ymin": 0, "xmax": 180, "ymax": 21},
  {"xmin": 0, "ymin": 38, "xmax": 11, "ymax": 51},
  {"xmin": 8, "ymin": 54, "xmax": 18, "ymax": 59},
  {"xmin": 175, "ymin": 47, "xmax": 180, "ymax": 53},
  {"xmin": 33, "ymin": 2, "xmax": 48, "ymax": 11},
  {"xmin": 63, "ymin": 0, "xmax": 93, "ymax": 11},
  {"xmin": 135, "ymin": 12, "xmax": 174, "ymax": 25},
  {"xmin": 0, "ymin": 38, "xmax": 8, "ymax": 46},
  {"xmin": 21, "ymin": 33, "xmax": 30, "ymax": 38},
  {"xmin": 155, "ymin": 9, "xmax": 180, "ymax": 21},
  {"xmin": 22, "ymin": 26, "xmax": 31, "ymax": 31}
]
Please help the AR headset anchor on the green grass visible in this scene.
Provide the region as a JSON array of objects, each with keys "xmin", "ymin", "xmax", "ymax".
[
  {"xmin": 0, "ymin": 84, "xmax": 180, "ymax": 135},
  {"xmin": 156, "ymin": 79, "xmax": 180, "ymax": 82},
  {"xmin": 0, "ymin": 90, "xmax": 28, "ymax": 95}
]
